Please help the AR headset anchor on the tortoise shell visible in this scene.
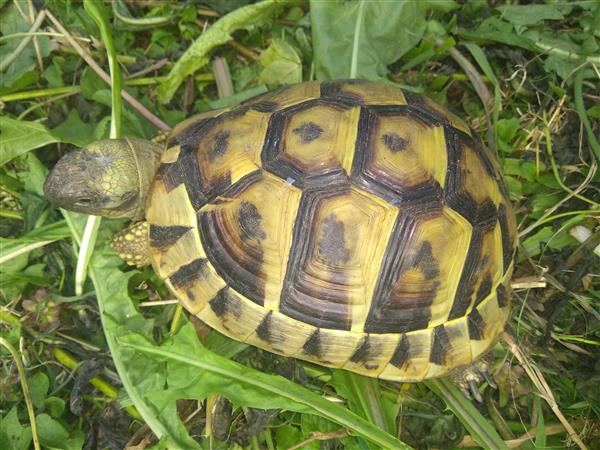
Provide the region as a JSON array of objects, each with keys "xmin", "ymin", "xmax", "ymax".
[{"xmin": 145, "ymin": 80, "xmax": 517, "ymax": 381}]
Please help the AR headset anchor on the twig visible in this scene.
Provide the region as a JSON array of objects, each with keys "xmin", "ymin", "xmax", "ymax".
[
  {"xmin": 212, "ymin": 56, "xmax": 234, "ymax": 98},
  {"xmin": 138, "ymin": 299, "xmax": 179, "ymax": 307},
  {"xmin": 125, "ymin": 57, "xmax": 169, "ymax": 79},
  {"xmin": 44, "ymin": 9, "xmax": 171, "ymax": 132},
  {"xmin": 27, "ymin": 0, "xmax": 44, "ymax": 72},
  {"xmin": 0, "ymin": 337, "xmax": 41, "ymax": 450},
  {"xmin": 446, "ymin": 44, "xmax": 495, "ymax": 149},
  {"xmin": 0, "ymin": 10, "xmax": 46, "ymax": 72},
  {"xmin": 286, "ymin": 429, "xmax": 349, "ymax": 450},
  {"xmin": 503, "ymin": 332, "xmax": 588, "ymax": 450}
]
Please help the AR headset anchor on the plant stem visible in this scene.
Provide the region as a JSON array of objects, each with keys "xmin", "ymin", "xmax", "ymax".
[{"xmin": 0, "ymin": 337, "xmax": 41, "ymax": 450}]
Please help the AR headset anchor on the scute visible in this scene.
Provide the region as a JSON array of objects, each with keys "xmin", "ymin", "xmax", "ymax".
[{"xmin": 146, "ymin": 80, "xmax": 516, "ymax": 381}]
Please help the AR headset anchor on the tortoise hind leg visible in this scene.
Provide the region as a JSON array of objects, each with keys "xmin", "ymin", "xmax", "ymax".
[
  {"xmin": 111, "ymin": 221, "xmax": 150, "ymax": 267},
  {"xmin": 448, "ymin": 353, "xmax": 497, "ymax": 402}
]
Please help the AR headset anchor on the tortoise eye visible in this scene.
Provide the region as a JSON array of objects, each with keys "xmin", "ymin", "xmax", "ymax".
[{"xmin": 75, "ymin": 198, "xmax": 93, "ymax": 206}]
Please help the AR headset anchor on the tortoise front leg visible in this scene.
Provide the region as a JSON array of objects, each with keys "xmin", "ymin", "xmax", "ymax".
[
  {"xmin": 111, "ymin": 221, "xmax": 150, "ymax": 267},
  {"xmin": 448, "ymin": 353, "xmax": 497, "ymax": 402}
]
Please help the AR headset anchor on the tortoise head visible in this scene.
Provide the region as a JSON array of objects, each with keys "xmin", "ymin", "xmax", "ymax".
[{"xmin": 44, "ymin": 138, "xmax": 162, "ymax": 219}]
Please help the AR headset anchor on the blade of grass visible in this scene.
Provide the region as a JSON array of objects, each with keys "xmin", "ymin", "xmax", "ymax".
[
  {"xmin": 574, "ymin": 66, "xmax": 600, "ymax": 162},
  {"xmin": 349, "ymin": 0, "xmax": 366, "ymax": 79},
  {"xmin": 426, "ymin": 378, "xmax": 509, "ymax": 450},
  {"xmin": 121, "ymin": 334, "xmax": 412, "ymax": 450},
  {"xmin": 0, "ymin": 220, "xmax": 70, "ymax": 264},
  {"xmin": 0, "ymin": 337, "xmax": 41, "ymax": 450}
]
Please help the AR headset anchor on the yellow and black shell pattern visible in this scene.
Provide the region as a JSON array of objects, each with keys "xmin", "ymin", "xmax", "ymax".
[{"xmin": 145, "ymin": 80, "xmax": 517, "ymax": 381}]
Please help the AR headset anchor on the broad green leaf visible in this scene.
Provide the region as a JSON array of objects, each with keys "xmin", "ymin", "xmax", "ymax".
[
  {"xmin": 0, "ymin": 117, "xmax": 59, "ymax": 166},
  {"xmin": 28, "ymin": 372, "xmax": 49, "ymax": 409},
  {"xmin": 310, "ymin": 0, "xmax": 427, "ymax": 80},
  {"xmin": 496, "ymin": 3, "xmax": 573, "ymax": 27},
  {"xmin": 158, "ymin": 0, "xmax": 301, "ymax": 103},
  {"xmin": 36, "ymin": 414, "xmax": 84, "ymax": 450},
  {"xmin": 0, "ymin": 407, "xmax": 32, "ymax": 450},
  {"xmin": 259, "ymin": 38, "xmax": 302, "ymax": 86},
  {"xmin": 51, "ymin": 111, "xmax": 98, "ymax": 147},
  {"xmin": 121, "ymin": 322, "xmax": 412, "ymax": 450}
]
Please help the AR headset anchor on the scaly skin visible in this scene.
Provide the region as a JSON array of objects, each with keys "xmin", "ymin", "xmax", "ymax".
[
  {"xmin": 44, "ymin": 138, "xmax": 162, "ymax": 220},
  {"xmin": 111, "ymin": 221, "xmax": 151, "ymax": 267}
]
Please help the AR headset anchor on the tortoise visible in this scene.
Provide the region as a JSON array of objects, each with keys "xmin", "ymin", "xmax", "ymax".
[{"xmin": 44, "ymin": 80, "xmax": 517, "ymax": 396}]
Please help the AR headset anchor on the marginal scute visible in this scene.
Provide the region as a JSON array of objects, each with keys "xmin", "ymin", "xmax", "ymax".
[
  {"xmin": 166, "ymin": 257, "xmax": 226, "ymax": 314},
  {"xmin": 344, "ymin": 333, "xmax": 400, "ymax": 377},
  {"xmin": 406, "ymin": 91, "xmax": 471, "ymax": 136},
  {"xmin": 321, "ymin": 79, "xmax": 407, "ymax": 106},
  {"xmin": 379, "ymin": 328, "xmax": 432, "ymax": 381}
]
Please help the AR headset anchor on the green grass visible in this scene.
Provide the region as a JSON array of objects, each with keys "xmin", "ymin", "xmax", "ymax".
[{"xmin": 1, "ymin": 1, "xmax": 599, "ymax": 449}]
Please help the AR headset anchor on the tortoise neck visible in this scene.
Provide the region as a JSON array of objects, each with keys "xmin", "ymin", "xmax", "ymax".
[{"xmin": 126, "ymin": 137, "xmax": 163, "ymax": 220}]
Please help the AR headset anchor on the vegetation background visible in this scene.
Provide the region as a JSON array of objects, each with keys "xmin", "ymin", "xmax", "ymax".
[{"xmin": 1, "ymin": 0, "xmax": 599, "ymax": 449}]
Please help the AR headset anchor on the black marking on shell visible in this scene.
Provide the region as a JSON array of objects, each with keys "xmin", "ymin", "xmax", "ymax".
[
  {"xmin": 155, "ymin": 150, "xmax": 208, "ymax": 210},
  {"xmin": 497, "ymin": 204, "xmax": 514, "ymax": 272},
  {"xmin": 390, "ymin": 334, "xmax": 410, "ymax": 368},
  {"xmin": 350, "ymin": 336, "xmax": 370, "ymax": 363},
  {"xmin": 430, "ymin": 325, "xmax": 450, "ymax": 365},
  {"xmin": 475, "ymin": 274, "xmax": 493, "ymax": 307},
  {"xmin": 250, "ymin": 101, "xmax": 279, "ymax": 113},
  {"xmin": 412, "ymin": 241, "xmax": 440, "ymax": 280},
  {"xmin": 320, "ymin": 80, "xmax": 365, "ymax": 106},
  {"xmin": 239, "ymin": 201, "xmax": 266, "ymax": 241},
  {"xmin": 209, "ymin": 288, "xmax": 228, "ymax": 316},
  {"xmin": 208, "ymin": 130, "xmax": 230, "ymax": 161},
  {"xmin": 447, "ymin": 228, "xmax": 483, "ymax": 320},
  {"xmin": 302, "ymin": 329, "xmax": 321, "ymax": 357},
  {"xmin": 382, "ymin": 133, "xmax": 409, "ymax": 152},
  {"xmin": 149, "ymin": 225, "xmax": 191, "ymax": 250},
  {"xmin": 186, "ymin": 289, "xmax": 195, "ymax": 302},
  {"xmin": 477, "ymin": 199, "xmax": 499, "ymax": 232},
  {"xmin": 496, "ymin": 284, "xmax": 508, "ymax": 308},
  {"xmin": 403, "ymin": 91, "xmax": 465, "ymax": 134},
  {"xmin": 256, "ymin": 311, "xmax": 273, "ymax": 343},
  {"xmin": 318, "ymin": 214, "xmax": 350, "ymax": 264},
  {"xmin": 293, "ymin": 122, "xmax": 323, "ymax": 144},
  {"xmin": 467, "ymin": 308, "xmax": 485, "ymax": 340},
  {"xmin": 169, "ymin": 258, "xmax": 208, "ymax": 290},
  {"xmin": 209, "ymin": 287, "xmax": 242, "ymax": 319}
]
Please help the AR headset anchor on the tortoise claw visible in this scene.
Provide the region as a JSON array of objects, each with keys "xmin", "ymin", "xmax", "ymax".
[
  {"xmin": 481, "ymin": 368, "xmax": 497, "ymax": 389},
  {"xmin": 448, "ymin": 353, "xmax": 497, "ymax": 402},
  {"xmin": 468, "ymin": 379, "xmax": 483, "ymax": 403}
]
